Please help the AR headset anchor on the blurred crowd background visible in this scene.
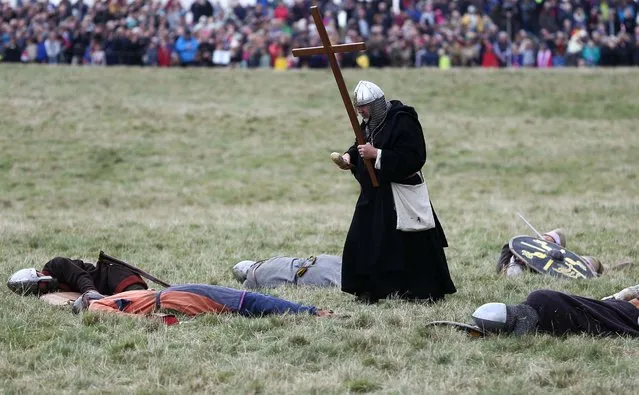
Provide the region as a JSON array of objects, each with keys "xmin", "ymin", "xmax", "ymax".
[{"xmin": 1, "ymin": 0, "xmax": 639, "ymax": 68}]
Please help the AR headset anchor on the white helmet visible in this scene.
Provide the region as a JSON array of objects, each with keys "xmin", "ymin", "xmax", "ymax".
[
  {"xmin": 232, "ymin": 260, "xmax": 256, "ymax": 282},
  {"xmin": 7, "ymin": 268, "xmax": 58, "ymax": 295},
  {"xmin": 472, "ymin": 302, "xmax": 507, "ymax": 332},
  {"xmin": 472, "ymin": 302, "xmax": 539, "ymax": 335},
  {"xmin": 353, "ymin": 80, "xmax": 385, "ymax": 107},
  {"xmin": 353, "ymin": 80, "xmax": 390, "ymax": 135}
]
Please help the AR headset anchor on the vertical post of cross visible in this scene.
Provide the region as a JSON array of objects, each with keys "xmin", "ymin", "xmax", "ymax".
[{"xmin": 292, "ymin": 6, "xmax": 379, "ymax": 187}]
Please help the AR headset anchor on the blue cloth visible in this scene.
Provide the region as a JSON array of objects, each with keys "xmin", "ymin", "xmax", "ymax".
[
  {"xmin": 159, "ymin": 284, "xmax": 317, "ymax": 316},
  {"xmin": 162, "ymin": 284, "xmax": 244, "ymax": 311},
  {"xmin": 145, "ymin": 47, "xmax": 157, "ymax": 65},
  {"xmin": 552, "ymin": 55, "xmax": 565, "ymax": 67},
  {"xmin": 582, "ymin": 46, "xmax": 600, "ymax": 66},
  {"xmin": 115, "ymin": 298, "xmax": 131, "ymax": 311},
  {"xmin": 239, "ymin": 291, "xmax": 317, "ymax": 317},
  {"xmin": 83, "ymin": 46, "xmax": 91, "ymax": 64},
  {"xmin": 174, "ymin": 36, "xmax": 199, "ymax": 63},
  {"xmin": 407, "ymin": 7, "xmax": 421, "ymax": 23},
  {"xmin": 421, "ymin": 51, "xmax": 439, "ymax": 67},
  {"xmin": 36, "ymin": 42, "xmax": 47, "ymax": 63}
]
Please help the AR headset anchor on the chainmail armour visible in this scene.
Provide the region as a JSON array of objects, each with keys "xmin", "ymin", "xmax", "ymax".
[
  {"xmin": 364, "ymin": 96, "xmax": 391, "ymax": 143},
  {"xmin": 504, "ymin": 304, "xmax": 539, "ymax": 335}
]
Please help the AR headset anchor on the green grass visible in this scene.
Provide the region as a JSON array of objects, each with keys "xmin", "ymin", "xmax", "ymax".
[{"xmin": 1, "ymin": 65, "xmax": 638, "ymax": 394}]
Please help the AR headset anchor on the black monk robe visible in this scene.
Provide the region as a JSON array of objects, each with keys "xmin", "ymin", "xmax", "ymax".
[{"xmin": 341, "ymin": 100, "xmax": 456, "ymax": 301}]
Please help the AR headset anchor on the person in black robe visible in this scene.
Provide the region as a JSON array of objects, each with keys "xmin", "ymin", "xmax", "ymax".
[{"xmin": 331, "ymin": 80, "xmax": 456, "ymax": 304}]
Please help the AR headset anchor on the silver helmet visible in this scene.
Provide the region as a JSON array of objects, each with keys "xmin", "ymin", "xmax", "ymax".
[
  {"xmin": 472, "ymin": 302, "xmax": 539, "ymax": 335},
  {"xmin": 353, "ymin": 80, "xmax": 385, "ymax": 107},
  {"xmin": 472, "ymin": 302, "xmax": 507, "ymax": 332},
  {"xmin": 7, "ymin": 268, "xmax": 58, "ymax": 295},
  {"xmin": 353, "ymin": 81, "xmax": 390, "ymax": 137},
  {"xmin": 232, "ymin": 260, "xmax": 256, "ymax": 282}
]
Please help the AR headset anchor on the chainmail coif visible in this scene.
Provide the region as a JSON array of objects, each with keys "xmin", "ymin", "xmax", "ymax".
[
  {"xmin": 365, "ymin": 96, "xmax": 391, "ymax": 142},
  {"xmin": 504, "ymin": 304, "xmax": 539, "ymax": 335}
]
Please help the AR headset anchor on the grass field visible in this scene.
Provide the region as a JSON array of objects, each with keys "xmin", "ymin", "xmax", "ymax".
[{"xmin": 0, "ymin": 65, "xmax": 638, "ymax": 394}]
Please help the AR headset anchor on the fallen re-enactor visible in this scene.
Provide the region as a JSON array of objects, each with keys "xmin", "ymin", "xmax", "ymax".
[
  {"xmin": 496, "ymin": 228, "xmax": 625, "ymax": 277},
  {"xmin": 72, "ymin": 284, "xmax": 333, "ymax": 323},
  {"xmin": 232, "ymin": 255, "xmax": 341, "ymax": 289},
  {"xmin": 7, "ymin": 256, "xmax": 148, "ymax": 297},
  {"xmin": 471, "ymin": 287, "xmax": 639, "ymax": 337}
]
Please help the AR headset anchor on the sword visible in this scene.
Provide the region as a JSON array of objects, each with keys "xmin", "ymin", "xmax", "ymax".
[
  {"xmin": 516, "ymin": 212, "xmax": 545, "ymax": 240},
  {"xmin": 98, "ymin": 251, "xmax": 172, "ymax": 288}
]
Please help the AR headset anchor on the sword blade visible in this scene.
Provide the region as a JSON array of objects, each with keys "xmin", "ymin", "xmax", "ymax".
[{"xmin": 516, "ymin": 212, "xmax": 545, "ymax": 240}]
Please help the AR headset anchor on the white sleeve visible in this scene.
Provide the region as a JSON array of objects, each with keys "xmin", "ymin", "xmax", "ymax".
[{"xmin": 375, "ymin": 149, "xmax": 382, "ymax": 169}]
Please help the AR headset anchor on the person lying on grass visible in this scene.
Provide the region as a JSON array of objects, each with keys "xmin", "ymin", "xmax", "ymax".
[
  {"xmin": 232, "ymin": 254, "xmax": 341, "ymax": 289},
  {"xmin": 7, "ymin": 255, "xmax": 147, "ymax": 297},
  {"xmin": 496, "ymin": 228, "xmax": 631, "ymax": 277},
  {"xmin": 471, "ymin": 287, "xmax": 639, "ymax": 337},
  {"xmin": 71, "ymin": 283, "xmax": 334, "ymax": 323}
]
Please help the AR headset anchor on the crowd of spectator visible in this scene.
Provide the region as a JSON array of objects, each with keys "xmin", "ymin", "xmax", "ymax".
[{"xmin": 2, "ymin": 0, "xmax": 639, "ymax": 69}]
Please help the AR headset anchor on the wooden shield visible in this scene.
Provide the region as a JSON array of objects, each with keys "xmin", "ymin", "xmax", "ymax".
[
  {"xmin": 425, "ymin": 321, "xmax": 488, "ymax": 338},
  {"xmin": 509, "ymin": 235, "xmax": 596, "ymax": 279},
  {"xmin": 40, "ymin": 292, "xmax": 81, "ymax": 306}
]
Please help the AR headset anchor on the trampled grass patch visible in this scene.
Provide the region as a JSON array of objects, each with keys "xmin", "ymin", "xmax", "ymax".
[{"xmin": 0, "ymin": 65, "xmax": 638, "ymax": 393}]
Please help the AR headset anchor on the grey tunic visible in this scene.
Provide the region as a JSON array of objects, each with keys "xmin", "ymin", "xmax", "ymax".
[{"xmin": 243, "ymin": 255, "xmax": 341, "ymax": 289}]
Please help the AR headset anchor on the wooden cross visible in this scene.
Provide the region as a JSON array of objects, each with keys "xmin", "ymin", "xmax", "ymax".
[{"xmin": 292, "ymin": 6, "xmax": 379, "ymax": 187}]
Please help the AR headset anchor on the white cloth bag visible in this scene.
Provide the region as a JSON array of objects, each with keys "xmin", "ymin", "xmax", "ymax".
[{"xmin": 391, "ymin": 172, "xmax": 436, "ymax": 232}]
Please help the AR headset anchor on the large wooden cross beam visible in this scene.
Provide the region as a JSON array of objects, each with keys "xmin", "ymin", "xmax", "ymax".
[{"xmin": 292, "ymin": 6, "xmax": 379, "ymax": 187}]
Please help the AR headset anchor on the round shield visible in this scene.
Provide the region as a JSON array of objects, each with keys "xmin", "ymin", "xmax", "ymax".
[{"xmin": 509, "ymin": 235, "xmax": 597, "ymax": 279}]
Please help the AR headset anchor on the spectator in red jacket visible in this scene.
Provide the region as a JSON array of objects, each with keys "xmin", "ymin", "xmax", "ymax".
[{"xmin": 481, "ymin": 40, "xmax": 499, "ymax": 68}]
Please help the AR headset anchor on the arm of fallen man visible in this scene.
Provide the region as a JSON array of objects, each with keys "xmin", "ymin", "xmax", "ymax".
[{"xmin": 601, "ymin": 284, "xmax": 639, "ymax": 301}]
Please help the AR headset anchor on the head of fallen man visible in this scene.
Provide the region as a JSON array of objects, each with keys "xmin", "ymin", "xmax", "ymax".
[
  {"xmin": 471, "ymin": 302, "xmax": 539, "ymax": 336},
  {"xmin": 542, "ymin": 228, "xmax": 566, "ymax": 247},
  {"xmin": 7, "ymin": 268, "xmax": 59, "ymax": 296},
  {"xmin": 232, "ymin": 260, "xmax": 256, "ymax": 282}
]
